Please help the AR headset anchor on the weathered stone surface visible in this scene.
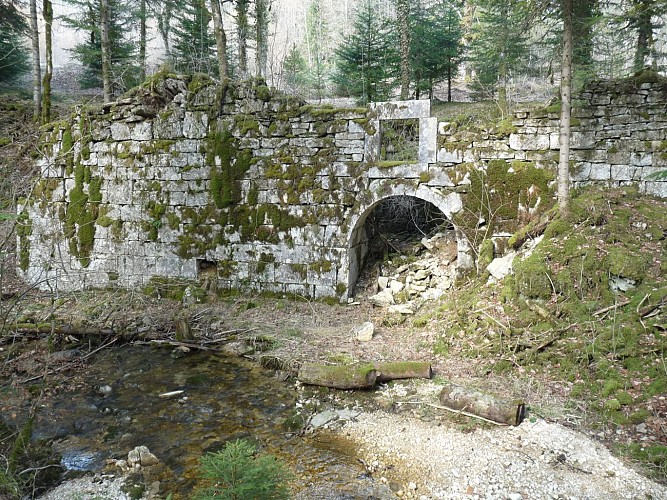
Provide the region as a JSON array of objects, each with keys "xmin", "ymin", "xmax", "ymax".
[
  {"xmin": 19, "ymin": 76, "xmax": 667, "ymax": 302},
  {"xmin": 353, "ymin": 321, "xmax": 375, "ymax": 342}
]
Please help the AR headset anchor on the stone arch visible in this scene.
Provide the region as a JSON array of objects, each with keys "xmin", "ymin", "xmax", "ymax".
[{"xmin": 343, "ymin": 182, "xmax": 473, "ymax": 297}]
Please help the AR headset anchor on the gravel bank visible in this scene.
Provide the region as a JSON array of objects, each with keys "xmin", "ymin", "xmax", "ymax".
[{"xmin": 342, "ymin": 411, "xmax": 666, "ymax": 500}]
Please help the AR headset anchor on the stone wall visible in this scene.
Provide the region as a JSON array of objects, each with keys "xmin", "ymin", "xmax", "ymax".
[
  {"xmin": 437, "ymin": 77, "xmax": 667, "ymax": 198},
  {"xmin": 18, "ymin": 73, "xmax": 667, "ymax": 298}
]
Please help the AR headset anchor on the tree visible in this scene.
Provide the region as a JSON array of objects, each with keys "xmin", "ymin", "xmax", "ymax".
[
  {"xmin": 0, "ymin": 1, "xmax": 29, "ymax": 84},
  {"xmin": 256, "ymin": 0, "xmax": 270, "ymax": 78},
  {"xmin": 100, "ymin": 0, "xmax": 112, "ymax": 101},
  {"xmin": 305, "ymin": 0, "xmax": 331, "ymax": 100},
  {"xmin": 624, "ymin": 0, "xmax": 667, "ymax": 72},
  {"xmin": 29, "ymin": 0, "xmax": 41, "ymax": 119},
  {"xmin": 282, "ymin": 44, "xmax": 309, "ymax": 94},
  {"xmin": 193, "ymin": 439, "xmax": 291, "ymax": 500},
  {"xmin": 333, "ymin": 0, "xmax": 398, "ymax": 103},
  {"xmin": 469, "ymin": 0, "xmax": 530, "ymax": 113},
  {"xmin": 396, "ymin": 0, "xmax": 410, "ymax": 99},
  {"xmin": 210, "ymin": 0, "xmax": 229, "ymax": 79},
  {"xmin": 557, "ymin": 0, "xmax": 573, "ymax": 214},
  {"xmin": 172, "ymin": 0, "xmax": 217, "ymax": 75},
  {"xmin": 147, "ymin": 0, "xmax": 177, "ymax": 64},
  {"xmin": 572, "ymin": 0, "xmax": 599, "ymax": 85},
  {"xmin": 138, "ymin": 0, "xmax": 147, "ymax": 80},
  {"xmin": 41, "ymin": 0, "xmax": 54, "ymax": 123},
  {"xmin": 410, "ymin": 0, "xmax": 464, "ymax": 100},
  {"xmin": 235, "ymin": 0, "xmax": 250, "ymax": 77},
  {"xmin": 62, "ymin": 0, "xmax": 139, "ymax": 94}
]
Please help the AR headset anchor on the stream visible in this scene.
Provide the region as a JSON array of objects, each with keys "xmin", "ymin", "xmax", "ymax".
[{"xmin": 24, "ymin": 344, "xmax": 393, "ymax": 499}]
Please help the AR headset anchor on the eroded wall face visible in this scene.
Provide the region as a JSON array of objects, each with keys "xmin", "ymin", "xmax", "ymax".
[{"xmin": 18, "ymin": 75, "xmax": 667, "ymax": 297}]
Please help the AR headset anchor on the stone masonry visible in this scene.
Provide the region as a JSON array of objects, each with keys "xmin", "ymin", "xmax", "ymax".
[{"xmin": 18, "ymin": 73, "xmax": 667, "ymax": 298}]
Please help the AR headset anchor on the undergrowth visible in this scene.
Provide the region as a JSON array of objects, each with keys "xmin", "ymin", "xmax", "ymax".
[{"xmin": 417, "ymin": 186, "xmax": 667, "ymax": 478}]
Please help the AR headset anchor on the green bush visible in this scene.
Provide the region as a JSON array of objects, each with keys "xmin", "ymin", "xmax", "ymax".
[{"xmin": 193, "ymin": 439, "xmax": 291, "ymax": 500}]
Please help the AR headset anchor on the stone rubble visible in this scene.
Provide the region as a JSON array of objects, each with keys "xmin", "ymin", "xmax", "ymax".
[{"xmin": 367, "ymin": 232, "xmax": 456, "ymax": 312}]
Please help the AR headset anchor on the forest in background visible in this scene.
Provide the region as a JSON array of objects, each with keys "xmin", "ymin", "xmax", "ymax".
[{"xmin": 1, "ymin": 0, "xmax": 666, "ymax": 110}]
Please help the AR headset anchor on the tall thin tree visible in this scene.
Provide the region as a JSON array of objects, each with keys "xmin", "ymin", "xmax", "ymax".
[
  {"xmin": 100, "ymin": 0, "xmax": 112, "ymax": 101},
  {"xmin": 139, "ymin": 0, "xmax": 147, "ymax": 80},
  {"xmin": 557, "ymin": 0, "xmax": 573, "ymax": 214},
  {"xmin": 236, "ymin": 0, "xmax": 250, "ymax": 77},
  {"xmin": 256, "ymin": 0, "xmax": 269, "ymax": 78},
  {"xmin": 41, "ymin": 0, "xmax": 53, "ymax": 123},
  {"xmin": 396, "ymin": 0, "xmax": 410, "ymax": 99},
  {"xmin": 210, "ymin": 0, "xmax": 229, "ymax": 79},
  {"xmin": 29, "ymin": 0, "xmax": 41, "ymax": 120}
]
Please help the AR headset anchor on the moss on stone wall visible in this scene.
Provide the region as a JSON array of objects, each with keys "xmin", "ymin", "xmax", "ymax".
[
  {"xmin": 207, "ymin": 126, "xmax": 253, "ymax": 209},
  {"xmin": 17, "ymin": 211, "xmax": 32, "ymax": 272}
]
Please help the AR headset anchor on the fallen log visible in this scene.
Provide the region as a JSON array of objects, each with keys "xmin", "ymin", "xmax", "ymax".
[
  {"xmin": 374, "ymin": 361, "xmax": 433, "ymax": 382},
  {"xmin": 439, "ymin": 382, "xmax": 525, "ymax": 426},
  {"xmin": 298, "ymin": 362, "xmax": 378, "ymax": 389},
  {"xmin": 297, "ymin": 361, "xmax": 432, "ymax": 389}
]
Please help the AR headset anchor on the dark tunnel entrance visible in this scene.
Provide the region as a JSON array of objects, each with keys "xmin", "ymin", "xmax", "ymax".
[{"xmin": 349, "ymin": 195, "xmax": 456, "ymax": 297}]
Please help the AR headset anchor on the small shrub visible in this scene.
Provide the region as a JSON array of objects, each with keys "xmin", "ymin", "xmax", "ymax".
[{"xmin": 193, "ymin": 439, "xmax": 291, "ymax": 500}]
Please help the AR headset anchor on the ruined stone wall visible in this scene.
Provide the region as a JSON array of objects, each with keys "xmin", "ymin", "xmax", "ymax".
[
  {"xmin": 437, "ymin": 77, "xmax": 667, "ymax": 200},
  {"xmin": 18, "ymin": 73, "xmax": 667, "ymax": 297}
]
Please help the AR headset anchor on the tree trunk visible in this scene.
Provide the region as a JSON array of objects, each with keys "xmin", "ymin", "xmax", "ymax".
[
  {"xmin": 139, "ymin": 0, "xmax": 147, "ymax": 81},
  {"xmin": 298, "ymin": 362, "xmax": 378, "ymax": 389},
  {"xmin": 41, "ymin": 0, "xmax": 53, "ymax": 124},
  {"xmin": 374, "ymin": 362, "xmax": 432, "ymax": 382},
  {"xmin": 397, "ymin": 0, "xmax": 410, "ymax": 100},
  {"xmin": 100, "ymin": 0, "xmax": 112, "ymax": 102},
  {"xmin": 236, "ymin": 0, "xmax": 249, "ymax": 77},
  {"xmin": 447, "ymin": 61, "xmax": 452, "ymax": 102},
  {"xmin": 30, "ymin": 0, "xmax": 41, "ymax": 121},
  {"xmin": 297, "ymin": 361, "xmax": 432, "ymax": 389},
  {"xmin": 210, "ymin": 0, "xmax": 229, "ymax": 79},
  {"xmin": 255, "ymin": 0, "xmax": 269, "ymax": 78},
  {"xmin": 439, "ymin": 382, "xmax": 525, "ymax": 426},
  {"xmin": 558, "ymin": 0, "xmax": 573, "ymax": 214}
]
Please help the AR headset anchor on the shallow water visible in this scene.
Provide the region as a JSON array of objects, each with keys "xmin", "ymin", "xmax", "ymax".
[{"xmin": 30, "ymin": 345, "xmax": 392, "ymax": 498}]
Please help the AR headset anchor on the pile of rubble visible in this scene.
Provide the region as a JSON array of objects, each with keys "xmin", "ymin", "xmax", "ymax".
[{"xmin": 364, "ymin": 232, "xmax": 458, "ymax": 315}]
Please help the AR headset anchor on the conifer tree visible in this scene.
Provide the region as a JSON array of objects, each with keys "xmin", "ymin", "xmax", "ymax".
[
  {"xmin": 410, "ymin": 0, "xmax": 463, "ymax": 100},
  {"xmin": 0, "ymin": 1, "xmax": 29, "ymax": 84},
  {"xmin": 62, "ymin": 0, "xmax": 139, "ymax": 93},
  {"xmin": 172, "ymin": 0, "xmax": 217, "ymax": 75},
  {"xmin": 282, "ymin": 44, "xmax": 309, "ymax": 94},
  {"xmin": 305, "ymin": 0, "xmax": 330, "ymax": 100},
  {"xmin": 333, "ymin": 0, "xmax": 398, "ymax": 103},
  {"xmin": 469, "ymin": 0, "xmax": 530, "ymax": 113}
]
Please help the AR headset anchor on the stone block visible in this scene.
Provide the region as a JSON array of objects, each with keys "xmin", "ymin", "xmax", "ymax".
[
  {"xmin": 419, "ymin": 116, "xmax": 437, "ymax": 164},
  {"xmin": 111, "ymin": 122, "xmax": 131, "ymax": 141},
  {"xmin": 509, "ymin": 133, "xmax": 550, "ymax": 151},
  {"xmin": 437, "ymin": 148, "xmax": 463, "ymax": 163},
  {"xmin": 183, "ymin": 111, "xmax": 209, "ymax": 139},
  {"xmin": 131, "ymin": 122, "xmax": 153, "ymax": 141},
  {"xmin": 371, "ymin": 100, "xmax": 430, "ymax": 120},
  {"xmin": 645, "ymin": 181, "xmax": 667, "ymax": 197},
  {"xmin": 570, "ymin": 132, "xmax": 596, "ymax": 149},
  {"xmin": 589, "ymin": 163, "xmax": 611, "ymax": 180}
]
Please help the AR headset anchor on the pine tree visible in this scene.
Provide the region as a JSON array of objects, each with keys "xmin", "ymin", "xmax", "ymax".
[
  {"xmin": 410, "ymin": 0, "xmax": 463, "ymax": 100},
  {"xmin": 333, "ymin": 0, "xmax": 398, "ymax": 103},
  {"xmin": 172, "ymin": 0, "xmax": 217, "ymax": 75},
  {"xmin": 282, "ymin": 44, "xmax": 309, "ymax": 94},
  {"xmin": 62, "ymin": 0, "xmax": 139, "ymax": 94},
  {"xmin": 623, "ymin": 0, "xmax": 667, "ymax": 72},
  {"xmin": 305, "ymin": 0, "xmax": 331, "ymax": 100},
  {"xmin": 0, "ymin": 2, "xmax": 29, "ymax": 84},
  {"xmin": 469, "ymin": 0, "xmax": 530, "ymax": 113}
]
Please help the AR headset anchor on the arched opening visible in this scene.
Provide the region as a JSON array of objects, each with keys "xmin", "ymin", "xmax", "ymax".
[{"xmin": 347, "ymin": 195, "xmax": 457, "ymax": 298}]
